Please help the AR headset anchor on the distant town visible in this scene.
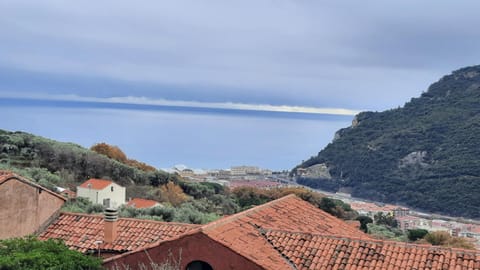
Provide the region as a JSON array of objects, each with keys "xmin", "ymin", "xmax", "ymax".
[{"xmin": 167, "ymin": 164, "xmax": 480, "ymax": 249}]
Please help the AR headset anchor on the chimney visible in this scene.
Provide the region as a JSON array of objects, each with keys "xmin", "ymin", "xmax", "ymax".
[{"xmin": 104, "ymin": 208, "xmax": 118, "ymax": 244}]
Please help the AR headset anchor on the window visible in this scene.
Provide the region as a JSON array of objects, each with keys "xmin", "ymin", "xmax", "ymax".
[
  {"xmin": 186, "ymin": 261, "xmax": 213, "ymax": 270},
  {"xmin": 103, "ymin": 198, "xmax": 111, "ymax": 208},
  {"xmin": 111, "ymin": 186, "xmax": 114, "ymax": 192}
]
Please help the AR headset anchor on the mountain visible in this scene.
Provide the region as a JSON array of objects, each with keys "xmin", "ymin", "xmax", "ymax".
[
  {"xmin": 294, "ymin": 65, "xmax": 480, "ymax": 218},
  {"xmin": 0, "ymin": 129, "xmax": 176, "ymax": 189}
]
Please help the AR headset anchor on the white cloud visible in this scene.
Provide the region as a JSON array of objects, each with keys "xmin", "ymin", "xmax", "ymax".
[{"xmin": 0, "ymin": 92, "xmax": 361, "ymax": 116}]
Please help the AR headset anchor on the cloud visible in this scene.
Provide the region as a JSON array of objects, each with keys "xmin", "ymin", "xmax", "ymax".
[
  {"xmin": 0, "ymin": 1, "xmax": 479, "ymax": 111},
  {"xmin": 0, "ymin": 92, "xmax": 361, "ymax": 116}
]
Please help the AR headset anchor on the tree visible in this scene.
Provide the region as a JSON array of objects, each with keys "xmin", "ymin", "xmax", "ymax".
[
  {"xmin": 0, "ymin": 236, "xmax": 102, "ymax": 270},
  {"xmin": 407, "ymin": 229, "xmax": 428, "ymax": 241},
  {"xmin": 366, "ymin": 223, "xmax": 405, "ymax": 241},
  {"xmin": 356, "ymin": 215, "xmax": 373, "ymax": 233},
  {"xmin": 374, "ymin": 212, "xmax": 398, "ymax": 228},
  {"xmin": 90, "ymin": 142, "xmax": 127, "ymax": 163},
  {"xmin": 91, "ymin": 142, "xmax": 156, "ymax": 172},
  {"xmin": 319, "ymin": 197, "xmax": 337, "ymax": 215},
  {"xmin": 159, "ymin": 181, "xmax": 189, "ymax": 206}
]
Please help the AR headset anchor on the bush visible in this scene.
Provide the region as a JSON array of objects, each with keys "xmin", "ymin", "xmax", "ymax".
[
  {"xmin": 0, "ymin": 236, "xmax": 102, "ymax": 270},
  {"xmin": 422, "ymin": 231, "xmax": 475, "ymax": 249}
]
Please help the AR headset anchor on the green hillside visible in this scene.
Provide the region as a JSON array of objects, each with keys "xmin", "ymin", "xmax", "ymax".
[
  {"xmin": 0, "ymin": 129, "xmax": 175, "ymax": 190},
  {"xmin": 295, "ymin": 65, "xmax": 480, "ymax": 218}
]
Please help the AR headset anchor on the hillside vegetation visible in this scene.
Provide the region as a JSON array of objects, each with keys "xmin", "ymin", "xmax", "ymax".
[
  {"xmin": 295, "ymin": 65, "xmax": 480, "ymax": 218},
  {"xmin": 0, "ymin": 129, "xmax": 176, "ymax": 189},
  {"xmin": 0, "ymin": 129, "xmax": 358, "ymax": 224}
]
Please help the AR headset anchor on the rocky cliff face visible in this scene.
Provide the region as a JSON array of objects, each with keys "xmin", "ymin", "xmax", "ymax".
[
  {"xmin": 295, "ymin": 65, "xmax": 480, "ymax": 218},
  {"xmin": 302, "ymin": 164, "xmax": 332, "ymax": 179}
]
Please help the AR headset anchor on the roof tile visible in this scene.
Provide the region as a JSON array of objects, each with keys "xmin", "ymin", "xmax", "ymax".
[
  {"xmin": 79, "ymin": 178, "xmax": 114, "ymax": 190},
  {"xmin": 265, "ymin": 230, "xmax": 480, "ymax": 270},
  {"xmin": 198, "ymin": 194, "xmax": 370, "ymax": 270},
  {"xmin": 39, "ymin": 212, "xmax": 199, "ymax": 253}
]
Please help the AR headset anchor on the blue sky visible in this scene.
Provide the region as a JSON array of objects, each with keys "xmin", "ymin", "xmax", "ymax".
[{"xmin": 1, "ymin": 1, "xmax": 480, "ymax": 170}]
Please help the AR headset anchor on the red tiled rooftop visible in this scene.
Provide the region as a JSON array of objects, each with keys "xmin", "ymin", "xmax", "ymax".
[
  {"xmin": 126, "ymin": 198, "xmax": 160, "ymax": 209},
  {"xmin": 39, "ymin": 212, "xmax": 199, "ymax": 253},
  {"xmin": 103, "ymin": 194, "xmax": 480, "ymax": 270},
  {"xmin": 79, "ymin": 178, "xmax": 114, "ymax": 190},
  {"xmin": 265, "ymin": 230, "xmax": 480, "ymax": 270},
  {"xmin": 198, "ymin": 194, "xmax": 370, "ymax": 269},
  {"xmin": 104, "ymin": 194, "xmax": 371, "ymax": 269}
]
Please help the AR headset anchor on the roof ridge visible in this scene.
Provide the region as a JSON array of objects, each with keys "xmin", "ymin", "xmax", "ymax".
[
  {"xmin": 200, "ymin": 194, "xmax": 298, "ymax": 232},
  {"xmin": 264, "ymin": 229, "xmax": 480, "ymax": 254},
  {"xmin": 0, "ymin": 172, "xmax": 67, "ymax": 201},
  {"xmin": 200, "ymin": 227, "xmax": 297, "ymax": 270},
  {"xmin": 87, "ymin": 178, "xmax": 113, "ymax": 182},
  {"xmin": 258, "ymin": 226, "xmax": 299, "ymax": 270},
  {"xmin": 102, "ymin": 227, "xmax": 204, "ymax": 264},
  {"xmin": 60, "ymin": 212, "xmax": 103, "ymax": 217},
  {"xmin": 59, "ymin": 212, "xmax": 199, "ymax": 227}
]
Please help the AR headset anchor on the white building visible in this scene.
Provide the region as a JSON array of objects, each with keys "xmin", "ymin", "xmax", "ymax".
[{"xmin": 77, "ymin": 178, "xmax": 125, "ymax": 208}]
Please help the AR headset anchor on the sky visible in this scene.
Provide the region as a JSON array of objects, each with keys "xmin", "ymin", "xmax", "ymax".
[{"xmin": 1, "ymin": 1, "xmax": 480, "ymax": 170}]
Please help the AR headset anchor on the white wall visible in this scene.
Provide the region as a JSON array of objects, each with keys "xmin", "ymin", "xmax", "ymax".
[{"xmin": 77, "ymin": 182, "xmax": 125, "ymax": 208}]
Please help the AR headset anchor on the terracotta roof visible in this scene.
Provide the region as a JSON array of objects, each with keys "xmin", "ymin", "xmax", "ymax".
[
  {"xmin": 199, "ymin": 194, "xmax": 371, "ymax": 269},
  {"xmin": 70, "ymin": 194, "xmax": 480, "ymax": 270},
  {"xmin": 0, "ymin": 170, "xmax": 66, "ymax": 201},
  {"xmin": 265, "ymin": 230, "xmax": 480, "ymax": 270},
  {"xmin": 79, "ymin": 178, "xmax": 114, "ymax": 190},
  {"xmin": 126, "ymin": 198, "xmax": 160, "ymax": 209},
  {"xmin": 38, "ymin": 212, "xmax": 199, "ymax": 253},
  {"xmin": 104, "ymin": 194, "xmax": 370, "ymax": 269}
]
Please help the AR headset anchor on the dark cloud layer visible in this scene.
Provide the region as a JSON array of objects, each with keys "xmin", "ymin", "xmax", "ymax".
[
  {"xmin": 1, "ymin": 1, "xmax": 480, "ymax": 169},
  {"xmin": 1, "ymin": 1, "xmax": 479, "ymax": 110}
]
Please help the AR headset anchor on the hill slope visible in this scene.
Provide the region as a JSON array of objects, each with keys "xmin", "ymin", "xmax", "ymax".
[
  {"xmin": 295, "ymin": 65, "xmax": 480, "ymax": 218},
  {"xmin": 0, "ymin": 129, "xmax": 175, "ymax": 189}
]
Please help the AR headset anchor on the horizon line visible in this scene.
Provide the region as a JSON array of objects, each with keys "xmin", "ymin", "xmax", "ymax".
[{"xmin": 0, "ymin": 93, "xmax": 363, "ymax": 118}]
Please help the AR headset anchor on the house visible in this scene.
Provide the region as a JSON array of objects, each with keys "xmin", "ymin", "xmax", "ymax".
[
  {"xmin": 178, "ymin": 169, "xmax": 195, "ymax": 178},
  {"xmin": 77, "ymin": 178, "xmax": 126, "ymax": 208},
  {"xmin": 126, "ymin": 198, "xmax": 161, "ymax": 209},
  {"xmin": 36, "ymin": 193, "xmax": 480, "ymax": 269},
  {"xmin": 349, "ymin": 201, "xmax": 398, "ymax": 219},
  {"xmin": 396, "ymin": 215, "xmax": 421, "ymax": 231},
  {"xmin": 38, "ymin": 210, "xmax": 199, "ymax": 258},
  {"xmin": 102, "ymin": 195, "xmax": 480, "ymax": 270},
  {"xmin": 0, "ymin": 171, "xmax": 66, "ymax": 240},
  {"xmin": 104, "ymin": 194, "xmax": 370, "ymax": 269},
  {"xmin": 40, "ymin": 194, "xmax": 365, "ymax": 262}
]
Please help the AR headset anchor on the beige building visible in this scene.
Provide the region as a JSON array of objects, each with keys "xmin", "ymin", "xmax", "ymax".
[
  {"xmin": 178, "ymin": 169, "xmax": 194, "ymax": 178},
  {"xmin": 231, "ymin": 166, "xmax": 261, "ymax": 176},
  {"xmin": 77, "ymin": 178, "xmax": 125, "ymax": 208},
  {"xmin": 0, "ymin": 171, "xmax": 66, "ymax": 240}
]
